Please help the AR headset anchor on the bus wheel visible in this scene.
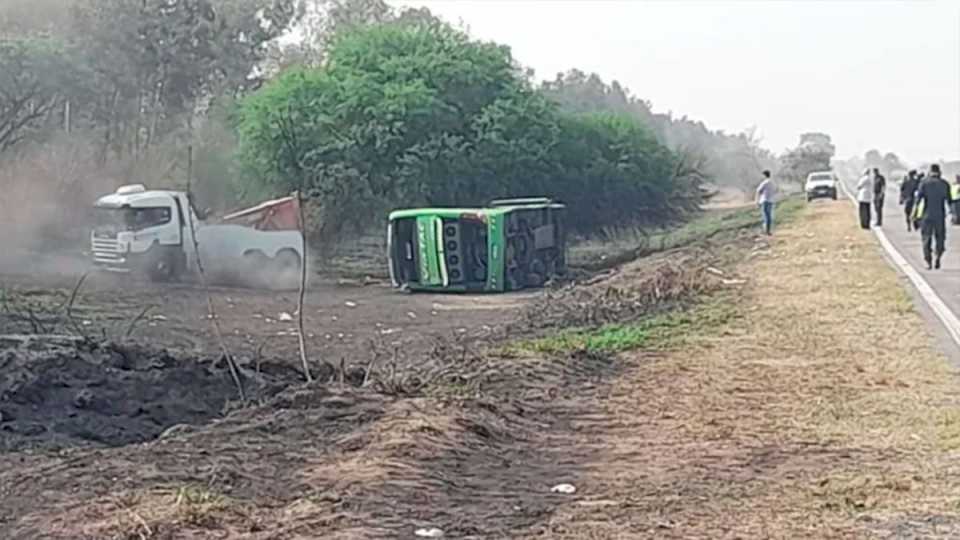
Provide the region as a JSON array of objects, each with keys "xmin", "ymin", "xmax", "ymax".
[{"xmin": 526, "ymin": 259, "xmax": 547, "ymax": 288}]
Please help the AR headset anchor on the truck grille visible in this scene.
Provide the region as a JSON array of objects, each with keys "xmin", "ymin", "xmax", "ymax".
[{"xmin": 91, "ymin": 237, "xmax": 126, "ymax": 266}]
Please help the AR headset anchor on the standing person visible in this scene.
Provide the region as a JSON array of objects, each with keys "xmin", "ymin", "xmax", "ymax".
[
  {"xmin": 856, "ymin": 168, "xmax": 873, "ymax": 230},
  {"xmin": 755, "ymin": 170, "xmax": 775, "ymax": 235},
  {"xmin": 872, "ymin": 168, "xmax": 886, "ymax": 226},
  {"xmin": 900, "ymin": 170, "xmax": 919, "ymax": 231},
  {"xmin": 916, "ymin": 164, "xmax": 953, "ymax": 269},
  {"xmin": 951, "ymin": 174, "xmax": 960, "ymax": 225},
  {"xmin": 914, "ymin": 172, "xmax": 927, "ymax": 234}
]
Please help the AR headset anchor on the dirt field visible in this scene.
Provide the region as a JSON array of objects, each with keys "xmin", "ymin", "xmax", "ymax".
[
  {"xmin": 0, "ymin": 200, "xmax": 783, "ymax": 538},
  {"xmin": 0, "ymin": 239, "xmax": 740, "ymax": 539},
  {"xmin": 17, "ymin": 199, "xmax": 960, "ymax": 538},
  {"xmin": 0, "ymin": 259, "xmax": 530, "ymax": 366}
]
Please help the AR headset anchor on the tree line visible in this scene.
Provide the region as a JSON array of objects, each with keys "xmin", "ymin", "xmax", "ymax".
[{"xmin": 0, "ymin": 0, "xmax": 778, "ymax": 245}]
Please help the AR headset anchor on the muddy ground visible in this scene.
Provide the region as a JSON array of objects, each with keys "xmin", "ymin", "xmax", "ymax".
[
  {"xmin": 0, "ymin": 259, "xmax": 531, "ymax": 368},
  {"xmin": 0, "ymin": 336, "xmax": 312, "ymax": 452}
]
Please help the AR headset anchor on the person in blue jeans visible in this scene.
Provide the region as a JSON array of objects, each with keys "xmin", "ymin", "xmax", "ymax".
[{"xmin": 755, "ymin": 170, "xmax": 775, "ymax": 235}]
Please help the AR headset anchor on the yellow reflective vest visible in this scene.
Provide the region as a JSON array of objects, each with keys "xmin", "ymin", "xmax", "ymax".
[{"xmin": 913, "ymin": 197, "xmax": 925, "ymax": 222}]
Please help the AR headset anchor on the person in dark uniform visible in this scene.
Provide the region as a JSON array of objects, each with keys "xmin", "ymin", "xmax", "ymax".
[
  {"xmin": 872, "ymin": 168, "xmax": 886, "ymax": 226},
  {"xmin": 916, "ymin": 164, "xmax": 954, "ymax": 269},
  {"xmin": 914, "ymin": 172, "xmax": 927, "ymax": 234},
  {"xmin": 951, "ymin": 174, "xmax": 960, "ymax": 225},
  {"xmin": 900, "ymin": 170, "xmax": 919, "ymax": 231}
]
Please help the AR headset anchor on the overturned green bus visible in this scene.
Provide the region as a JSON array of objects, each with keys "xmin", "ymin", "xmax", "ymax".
[{"xmin": 387, "ymin": 198, "xmax": 567, "ymax": 292}]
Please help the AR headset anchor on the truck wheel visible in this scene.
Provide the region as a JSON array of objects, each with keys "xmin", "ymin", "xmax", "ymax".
[
  {"xmin": 275, "ymin": 250, "xmax": 302, "ymax": 273},
  {"xmin": 274, "ymin": 249, "xmax": 302, "ymax": 290},
  {"xmin": 243, "ymin": 251, "xmax": 269, "ymax": 288},
  {"xmin": 146, "ymin": 247, "xmax": 177, "ymax": 282}
]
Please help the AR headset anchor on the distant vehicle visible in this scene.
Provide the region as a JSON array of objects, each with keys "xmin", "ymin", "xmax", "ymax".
[
  {"xmin": 90, "ymin": 185, "xmax": 304, "ymax": 288},
  {"xmin": 387, "ymin": 197, "xmax": 567, "ymax": 293},
  {"xmin": 804, "ymin": 171, "xmax": 838, "ymax": 201}
]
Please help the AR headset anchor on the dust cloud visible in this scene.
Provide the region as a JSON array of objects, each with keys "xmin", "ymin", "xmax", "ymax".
[{"xmin": 0, "ymin": 138, "xmax": 112, "ymax": 279}]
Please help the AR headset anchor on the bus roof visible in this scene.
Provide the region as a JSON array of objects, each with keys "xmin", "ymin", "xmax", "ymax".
[{"xmin": 389, "ymin": 201, "xmax": 565, "ymax": 221}]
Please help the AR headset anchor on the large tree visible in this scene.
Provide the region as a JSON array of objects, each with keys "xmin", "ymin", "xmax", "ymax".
[
  {"xmin": 0, "ymin": 37, "xmax": 77, "ymax": 153},
  {"xmin": 237, "ymin": 20, "xmax": 696, "ymax": 238},
  {"xmin": 780, "ymin": 133, "xmax": 836, "ymax": 184},
  {"xmin": 541, "ymin": 69, "xmax": 775, "ymax": 195},
  {"xmin": 65, "ymin": 0, "xmax": 301, "ymax": 160}
]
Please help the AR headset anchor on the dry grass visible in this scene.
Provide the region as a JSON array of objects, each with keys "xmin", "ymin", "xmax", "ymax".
[{"xmin": 522, "ymin": 200, "xmax": 960, "ymax": 538}]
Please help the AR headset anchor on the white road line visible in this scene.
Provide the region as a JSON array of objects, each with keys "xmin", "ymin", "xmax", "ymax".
[{"xmin": 839, "ymin": 179, "xmax": 960, "ymax": 348}]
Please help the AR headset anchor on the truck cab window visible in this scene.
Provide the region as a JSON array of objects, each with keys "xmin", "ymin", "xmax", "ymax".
[
  {"xmin": 130, "ymin": 207, "xmax": 172, "ymax": 230},
  {"xmin": 95, "ymin": 206, "xmax": 171, "ymax": 232}
]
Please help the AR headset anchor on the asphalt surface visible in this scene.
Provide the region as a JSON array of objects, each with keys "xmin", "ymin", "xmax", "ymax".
[{"xmin": 838, "ymin": 175, "xmax": 960, "ymax": 361}]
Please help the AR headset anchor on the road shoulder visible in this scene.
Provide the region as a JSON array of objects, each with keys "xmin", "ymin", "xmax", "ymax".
[{"xmin": 523, "ymin": 200, "xmax": 960, "ymax": 537}]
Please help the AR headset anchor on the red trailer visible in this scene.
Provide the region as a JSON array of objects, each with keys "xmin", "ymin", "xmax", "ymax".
[{"xmin": 220, "ymin": 194, "xmax": 301, "ymax": 231}]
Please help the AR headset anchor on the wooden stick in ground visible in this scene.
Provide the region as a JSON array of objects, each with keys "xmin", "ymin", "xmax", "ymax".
[
  {"xmin": 295, "ymin": 189, "xmax": 314, "ymax": 382},
  {"xmin": 65, "ymin": 272, "xmax": 90, "ymax": 341},
  {"xmin": 185, "ymin": 146, "xmax": 246, "ymax": 402},
  {"xmin": 124, "ymin": 304, "xmax": 154, "ymax": 338}
]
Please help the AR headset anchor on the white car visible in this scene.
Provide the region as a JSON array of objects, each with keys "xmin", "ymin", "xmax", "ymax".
[{"xmin": 805, "ymin": 171, "xmax": 838, "ymax": 201}]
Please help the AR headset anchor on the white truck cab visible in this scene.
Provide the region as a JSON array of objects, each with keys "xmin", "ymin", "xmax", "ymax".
[{"xmin": 91, "ymin": 184, "xmax": 304, "ymax": 287}]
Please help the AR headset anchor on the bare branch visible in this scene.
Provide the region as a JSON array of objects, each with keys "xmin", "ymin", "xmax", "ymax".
[
  {"xmin": 185, "ymin": 146, "xmax": 246, "ymax": 402},
  {"xmin": 295, "ymin": 189, "xmax": 314, "ymax": 382}
]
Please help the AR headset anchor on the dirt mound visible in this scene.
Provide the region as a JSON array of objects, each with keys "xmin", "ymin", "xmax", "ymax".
[
  {"xmin": 0, "ymin": 336, "xmax": 301, "ymax": 452},
  {"xmin": 520, "ymin": 255, "xmax": 716, "ymax": 332}
]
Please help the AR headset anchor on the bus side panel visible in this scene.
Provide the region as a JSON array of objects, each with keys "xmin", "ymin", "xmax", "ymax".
[{"xmin": 485, "ymin": 213, "xmax": 505, "ymax": 291}]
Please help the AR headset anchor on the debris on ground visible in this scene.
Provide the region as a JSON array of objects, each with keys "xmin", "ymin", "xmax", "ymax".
[
  {"xmin": 520, "ymin": 257, "xmax": 715, "ymax": 331},
  {"xmin": 0, "ymin": 338, "xmax": 299, "ymax": 452}
]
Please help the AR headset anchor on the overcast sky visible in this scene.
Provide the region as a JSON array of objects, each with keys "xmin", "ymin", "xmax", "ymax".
[{"xmin": 391, "ymin": 0, "xmax": 960, "ymax": 164}]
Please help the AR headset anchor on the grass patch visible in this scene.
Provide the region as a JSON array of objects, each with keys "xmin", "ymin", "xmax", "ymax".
[
  {"xmin": 570, "ymin": 195, "xmax": 805, "ymax": 271},
  {"xmin": 513, "ymin": 297, "xmax": 740, "ymax": 356}
]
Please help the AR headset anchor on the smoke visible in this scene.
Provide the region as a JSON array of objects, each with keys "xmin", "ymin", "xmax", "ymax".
[
  {"xmin": 0, "ymin": 135, "xmax": 322, "ymax": 290},
  {"xmin": 0, "ymin": 137, "xmax": 112, "ymax": 278}
]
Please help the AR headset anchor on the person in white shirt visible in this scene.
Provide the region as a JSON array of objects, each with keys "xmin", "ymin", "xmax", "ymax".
[
  {"xmin": 755, "ymin": 170, "xmax": 775, "ymax": 235},
  {"xmin": 856, "ymin": 169, "xmax": 874, "ymax": 230}
]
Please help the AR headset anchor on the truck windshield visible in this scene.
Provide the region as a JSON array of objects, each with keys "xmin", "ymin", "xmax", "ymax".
[{"xmin": 94, "ymin": 206, "xmax": 172, "ymax": 233}]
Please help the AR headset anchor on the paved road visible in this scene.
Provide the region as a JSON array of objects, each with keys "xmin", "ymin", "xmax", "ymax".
[{"xmin": 839, "ymin": 175, "xmax": 960, "ymax": 358}]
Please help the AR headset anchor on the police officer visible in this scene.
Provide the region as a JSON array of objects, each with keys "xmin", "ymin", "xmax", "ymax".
[
  {"xmin": 872, "ymin": 168, "xmax": 886, "ymax": 226},
  {"xmin": 951, "ymin": 174, "xmax": 960, "ymax": 225},
  {"xmin": 900, "ymin": 170, "xmax": 919, "ymax": 231},
  {"xmin": 916, "ymin": 164, "xmax": 954, "ymax": 269}
]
